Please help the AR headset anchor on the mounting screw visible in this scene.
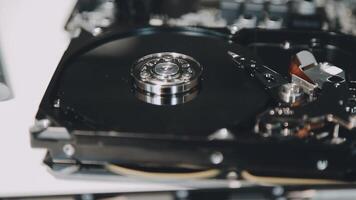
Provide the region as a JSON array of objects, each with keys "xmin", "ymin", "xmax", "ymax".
[
  {"xmin": 81, "ymin": 194, "xmax": 94, "ymax": 200},
  {"xmin": 316, "ymin": 160, "xmax": 328, "ymax": 171},
  {"xmin": 226, "ymin": 171, "xmax": 238, "ymax": 180},
  {"xmin": 140, "ymin": 71, "xmax": 150, "ymax": 79},
  {"xmin": 210, "ymin": 151, "xmax": 224, "ymax": 165},
  {"xmin": 272, "ymin": 186, "xmax": 284, "ymax": 197},
  {"xmin": 63, "ymin": 144, "xmax": 75, "ymax": 157},
  {"xmin": 176, "ymin": 190, "xmax": 189, "ymax": 199}
]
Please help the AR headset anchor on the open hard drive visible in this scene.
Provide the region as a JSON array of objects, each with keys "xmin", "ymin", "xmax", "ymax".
[{"xmin": 31, "ymin": 0, "xmax": 356, "ymax": 186}]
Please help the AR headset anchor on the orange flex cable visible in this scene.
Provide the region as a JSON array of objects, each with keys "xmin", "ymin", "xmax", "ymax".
[{"xmin": 289, "ymin": 56, "xmax": 314, "ymax": 84}]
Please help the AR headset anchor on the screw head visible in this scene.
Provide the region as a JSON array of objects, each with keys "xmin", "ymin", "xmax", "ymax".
[
  {"xmin": 210, "ymin": 151, "xmax": 224, "ymax": 165},
  {"xmin": 176, "ymin": 190, "xmax": 189, "ymax": 199},
  {"xmin": 63, "ymin": 144, "xmax": 75, "ymax": 157},
  {"xmin": 272, "ymin": 186, "xmax": 284, "ymax": 196},
  {"xmin": 81, "ymin": 194, "xmax": 94, "ymax": 200},
  {"xmin": 316, "ymin": 160, "xmax": 328, "ymax": 171},
  {"xmin": 226, "ymin": 171, "xmax": 238, "ymax": 180},
  {"xmin": 140, "ymin": 71, "xmax": 150, "ymax": 79},
  {"xmin": 182, "ymin": 63, "xmax": 190, "ymax": 68}
]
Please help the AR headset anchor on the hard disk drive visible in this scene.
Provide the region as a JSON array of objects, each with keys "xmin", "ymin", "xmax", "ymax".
[{"xmin": 30, "ymin": 0, "xmax": 356, "ymax": 187}]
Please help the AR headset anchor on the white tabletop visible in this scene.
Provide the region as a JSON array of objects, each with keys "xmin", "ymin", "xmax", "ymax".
[{"xmin": 0, "ymin": 0, "xmax": 186, "ymax": 197}]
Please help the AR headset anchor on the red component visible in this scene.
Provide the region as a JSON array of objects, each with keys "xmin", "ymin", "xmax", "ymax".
[{"xmin": 289, "ymin": 56, "xmax": 314, "ymax": 84}]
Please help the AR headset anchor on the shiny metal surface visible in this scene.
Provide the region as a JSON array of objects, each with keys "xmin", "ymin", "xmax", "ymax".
[
  {"xmin": 153, "ymin": 62, "xmax": 180, "ymax": 76},
  {"xmin": 131, "ymin": 52, "xmax": 202, "ymax": 105},
  {"xmin": 135, "ymin": 89, "xmax": 199, "ymax": 106},
  {"xmin": 278, "ymin": 83, "xmax": 304, "ymax": 104}
]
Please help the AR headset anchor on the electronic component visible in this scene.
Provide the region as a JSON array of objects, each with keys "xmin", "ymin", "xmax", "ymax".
[{"xmin": 30, "ymin": 0, "xmax": 356, "ymax": 187}]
